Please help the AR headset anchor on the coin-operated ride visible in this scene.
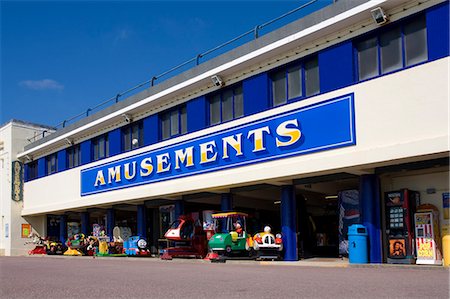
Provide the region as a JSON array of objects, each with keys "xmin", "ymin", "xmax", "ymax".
[
  {"xmin": 252, "ymin": 226, "xmax": 283, "ymax": 260},
  {"xmin": 125, "ymin": 236, "xmax": 151, "ymax": 256},
  {"xmin": 161, "ymin": 215, "xmax": 207, "ymax": 259},
  {"xmin": 207, "ymin": 212, "xmax": 253, "ymax": 259}
]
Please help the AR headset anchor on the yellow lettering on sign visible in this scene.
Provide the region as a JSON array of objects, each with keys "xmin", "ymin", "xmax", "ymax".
[
  {"xmin": 156, "ymin": 153, "xmax": 171, "ymax": 173},
  {"xmin": 124, "ymin": 161, "xmax": 137, "ymax": 180},
  {"xmin": 174, "ymin": 147, "xmax": 194, "ymax": 169},
  {"xmin": 140, "ymin": 157, "xmax": 153, "ymax": 177},
  {"xmin": 222, "ymin": 134, "xmax": 243, "ymax": 159},
  {"xmin": 94, "ymin": 170, "xmax": 106, "ymax": 186},
  {"xmin": 107, "ymin": 166, "xmax": 121, "ymax": 184},
  {"xmin": 247, "ymin": 126, "xmax": 270, "ymax": 152},
  {"xmin": 199, "ymin": 141, "xmax": 217, "ymax": 164},
  {"xmin": 275, "ymin": 119, "xmax": 301, "ymax": 147}
]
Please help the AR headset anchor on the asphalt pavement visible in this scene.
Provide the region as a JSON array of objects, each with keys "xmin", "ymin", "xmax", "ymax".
[{"xmin": 0, "ymin": 256, "xmax": 448, "ymax": 299}]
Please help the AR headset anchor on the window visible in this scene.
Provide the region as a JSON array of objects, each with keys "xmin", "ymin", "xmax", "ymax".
[
  {"xmin": 356, "ymin": 14, "xmax": 427, "ymax": 81},
  {"xmin": 160, "ymin": 105, "xmax": 187, "ymax": 140},
  {"xmin": 122, "ymin": 121, "xmax": 144, "ymax": 151},
  {"xmin": 92, "ymin": 134, "xmax": 109, "ymax": 161},
  {"xmin": 46, "ymin": 154, "xmax": 57, "ymax": 175},
  {"xmin": 67, "ymin": 145, "xmax": 81, "ymax": 169},
  {"xmin": 270, "ymin": 56, "xmax": 319, "ymax": 107},
  {"xmin": 209, "ymin": 85, "xmax": 243, "ymax": 125},
  {"xmin": 27, "ymin": 161, "xmax": 38, "ymax": 180}
]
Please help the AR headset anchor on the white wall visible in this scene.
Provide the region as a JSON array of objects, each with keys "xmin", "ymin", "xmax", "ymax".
[
  {"xmin": 0, "ymin": 122, "xmax": 51, "ymax": 255},
  {"xmin": 23, "ymin": 57, "xmax": 450, "ymax": 216}
]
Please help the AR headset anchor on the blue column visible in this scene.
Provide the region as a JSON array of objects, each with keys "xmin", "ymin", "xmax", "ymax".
[
  {"xmin": 143, "ymin": 115, "xmax": 159, "ymax": 146},
  {"xmin": 360, "ymin": 174, "xmax": 382, "ymax": 263},
  {"xmin": 281, "ymin": 185, "xmax": 297, "ymax": 261},
  {"xmin": 187, "ymin": 96, "xmax": 207, "ymax": 132},
  {"xmin": 220, "ymin": 193, "xmax": 233, "ymax": 211},
  {"xmin": 57, "ymin": 150, "xmax": 67, "ymax": 172},
  {"xmin": 80, "ymin": 140, "xmax": 92, "ymax": 165},
  {"xmin": 59, "ymin": 215, "xmax": 67, "ymax": 245},
  {"xmin": 37, "ymin": 157, "xmax": 46, "ymax": 178},
  {"xmin": 108, "ymin": 128, "xmax": 122, "ymax": 156},
  {"xmin": 107, "ymin": 208, "xmax": 115, "ymax": 238},
  {"xmin": 174, "ymin": 200, "xmax": 184, "ymax": 220},
  {"xmin": 81, "ymin": 212, "xmax": 89, "ymax": 235},
  {"xmin": 137, "ymin": 205, "xmax": 147, "ymax": 238}
]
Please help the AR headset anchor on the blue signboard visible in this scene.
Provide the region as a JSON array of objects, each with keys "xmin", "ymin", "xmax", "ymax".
[{"xmin": 81, "ymin": 94, "xmax": 356, "ymax": 196}]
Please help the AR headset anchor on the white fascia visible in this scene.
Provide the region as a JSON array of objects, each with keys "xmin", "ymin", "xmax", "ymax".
[{"xmin": 17, "ymin": 0, "xmax": 387, "ymax": 159}]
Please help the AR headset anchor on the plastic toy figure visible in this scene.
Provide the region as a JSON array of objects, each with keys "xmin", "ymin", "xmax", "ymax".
[
  {"xmin": 64, "ymin": 233, "xmax": 87, "ymax": 256},
  {"xmin": 252, "ymin": 226, "xmax": 283, "ymax": 260}
]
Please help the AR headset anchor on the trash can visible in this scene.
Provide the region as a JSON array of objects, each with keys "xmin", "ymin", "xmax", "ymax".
[{"xmin": 348, "ymin": 224, "xmax": 368, "ymax": 264}]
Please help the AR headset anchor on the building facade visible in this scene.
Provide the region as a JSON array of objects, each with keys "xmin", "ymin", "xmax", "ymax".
[
  {"xmin": 0, "ymin": 120, "xmax": 54, "ymax": 256},
  {"xmin": 14, "ymin": 0, "xmax": 449, "ymax": 262}
]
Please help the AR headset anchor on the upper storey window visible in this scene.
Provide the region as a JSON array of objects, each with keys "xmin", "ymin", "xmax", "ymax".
[
  {"xmin": 46, "ymin": 153, "xmax": 57, "ymax": 175},
  {"xmin": 160, "ymin": 105, "xmax": 187, "ymax": 140},
  {"xmin": 209, "ymin": 85, "xmax": 243, "ymax": 126},
  {"xmin": 122, "ymin": 121, "xmax": 144, "ymax": 151},
  {"xmin": 92, "ymin": 134, "xmax": 109, "ymax": 161},
  {"xmin": 67, "ymin": 144, "xmax": 81, "ymax": 169},
  {"xmin": 356, "ymin": 14, "xmax": 427, "ymax": 81},
  {"xmin": 27, "ymin": 161, "xmax": 38, "ymax": 180},
  {"xmin": 271, "ymin": 55, "xmax": 319, "ymax": 107}
]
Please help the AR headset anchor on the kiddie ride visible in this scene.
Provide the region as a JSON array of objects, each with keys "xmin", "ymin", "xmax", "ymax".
[
  {"xmin": 161, "ymin": 215, "xmax": 207, "ymax": 259},
  {"xmin": 207, "ymin": 212, "xmax": 254, "ymax": 261},
  {"xmin": 252, "ymin": 226, "xmax": 283, "ymax": 260},
  {"xmin": 27, "ymin": 233, "xmax": 64, "ymax": 255}
]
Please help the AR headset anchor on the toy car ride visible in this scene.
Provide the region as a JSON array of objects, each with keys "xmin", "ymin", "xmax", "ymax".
[
  {"xmin": 252, "ymin": 226, "xmax": 283, "ymax": 260},
  {"xmin": 125, "ymin": 236, "xmax": 151, "ymax": 256},
  {"xmin": 207, "ymin": 212, "xmax": 253, "ymax": 260}
]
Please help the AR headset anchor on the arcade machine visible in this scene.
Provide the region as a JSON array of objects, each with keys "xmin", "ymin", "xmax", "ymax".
[
  {"xmin": 414, "ymin": 204, "xmax": 442, "ymax": 265},
  {"xmin": 385, "ymin": 189, "xmax": 420, "ymax": 264}
]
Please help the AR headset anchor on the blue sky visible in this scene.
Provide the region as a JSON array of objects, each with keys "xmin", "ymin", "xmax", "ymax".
[{"xmin": 1, "ymin": 1, "xmax": 331, "ymax": 128}]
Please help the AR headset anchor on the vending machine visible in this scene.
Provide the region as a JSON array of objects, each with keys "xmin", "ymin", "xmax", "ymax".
[
  {"xmin": 414, "ymin": 204, "xmax": 442, "ymax": 265},
  {"xmin": 385, "ymin": 189, "xmax": 420, "ymax": 264}
]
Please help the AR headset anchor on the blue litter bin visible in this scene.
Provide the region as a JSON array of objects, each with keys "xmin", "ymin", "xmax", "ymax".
[{"xmin": 348, "ymin": 224, "xmax": 368, "ymax": 264}]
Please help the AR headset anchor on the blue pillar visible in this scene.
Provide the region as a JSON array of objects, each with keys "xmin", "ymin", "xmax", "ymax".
[
  {"xmin": 360, "ymin": 174, "xmax": 382, "ymax": 263},
  {"xmin": 107, "ymin": 208, "xmax": 115, "ymax": 238},
  {"xmin": 220, "ymin": 193, "xmax": 233, "ymax": 211},
  {"xmin": 174, "ymin": 200, "xmax": 184, "ymax": 220},
  {"xmin": 59, "ymin": 215, "xmax": 67, "ymax": 245},
  {"xmin": 281, "ymin": 185, "xmax": 297, "ymax": 261},
  {"xmin": 81, "ymin": 212, "xmax": 89, "ymax": 235},
  {"xmin": 57, "ymin": 150, "xmax": 67, "ymax": 172},
  {"xmin": 137, "ymin": 205, "xmax": 147, "ymax": 238},
  {"xmin": 37, "ymin": 157, "xmax": 46, "ymax": 178}
]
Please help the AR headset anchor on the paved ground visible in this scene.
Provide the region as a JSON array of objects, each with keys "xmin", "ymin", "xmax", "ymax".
[{"xmin": 0, "ymin": 256, "xmax": 448, "ymax": 299}]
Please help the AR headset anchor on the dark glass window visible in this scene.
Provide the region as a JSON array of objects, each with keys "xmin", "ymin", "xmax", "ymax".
[
  {"xmin": 27, "ymin": 161, "xmax": 38, "ymax": 180},
  {"xmin": 209, "ymin": 85, "xmax": 243, "ymax": 126},
  {"xmin": 122, "ymin": 121, "xmax": 144, "ymax": 151},
  {"xmin": 46, "ymin": 153, "xmax": 57, "ymax": 175},
  {"xmin": 356, "ymin": 14, "xmax": 427, "ymax": 81},
  {"xmin": 67, "ymin": 145, "xmax": 81, "ymax": 169},
  {"xmin": 160, "ymin": 105, "xmax": 187, "ymax": 140},
  {"xmin": 92, "ymin": 134, "xmax": 109, "ymax": 161},
  {"xmin": 270, "ymin": 56, "xmax": 319, "ymax": 107}
]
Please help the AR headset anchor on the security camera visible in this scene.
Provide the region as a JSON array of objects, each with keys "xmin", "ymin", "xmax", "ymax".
[
  {"xmin": 122, "ymin": 114, "xmax": 132, "ymax": 123},
  {"xmin": 371, "ymin": 7, "xmax": 388, "ymax": 25},
  {"xmin": 211, "ymin": 75, "xmax": 224, "ymax": 87}
]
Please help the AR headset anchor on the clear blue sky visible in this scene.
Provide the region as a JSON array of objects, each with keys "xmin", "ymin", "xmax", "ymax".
[{"xmin": 1, "ymin": 0, "xmax": 331, "ymax": 128}]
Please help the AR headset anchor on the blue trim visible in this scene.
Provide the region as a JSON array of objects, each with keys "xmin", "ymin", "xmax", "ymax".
[
  {"xmin": 37, "ymin": 158, "xmax": 46, "ymax": 178},
  {"xmin": 427, "ymin": 1, "xmax": 449, "ymax": 61},
  {"xmin": 81, "ymin": 212, "xmax": 89, "ymax": 235},
  {"xmin": 187, "ymin": 96, "xmax": 207, "ymax": 132},
  {"xmin": 137, "ymin": 205, "xmax": 147, "ymax": 238},
  {"xmin": 109, "ymin": 128, "xmax": 121, "ymax": 156},
  {"xmin": 107, "ymin": 209, "xmax": 115, "ymax": 238},
  {"xmin": 319, "ymin": 41, "xmax": 354, "ymax": 93},
  {"xmin": 360, "ymin": 174, "xmax": 382, "ymax": 263},
  {"xmin": 281, "ymin": 185, "xmax": 297, "ymax": 261},
  {"xmin": 244, "ymin": 73, "xmax": 270, "ymax": 116},
  {"xmin": 81, "ymin": 94, "xmax": 356, "ymax": 196},
  {"xmin": 80, "ymin": 140, "xmax": 92, "ymax": 165},
  {"xmin": 143, "ymin": 115, "xmax": 158, "ymax": 146},
  {"xmin": 57, "ymin": 150, "xmax": 66, "ymax": 172},
  {"xmin": 221, "ymin": 193, "xmax": 233, "ymax": 211},
  {"xmin": 59, "ymin": 215, "xmax": 67, "ymax": 245}
]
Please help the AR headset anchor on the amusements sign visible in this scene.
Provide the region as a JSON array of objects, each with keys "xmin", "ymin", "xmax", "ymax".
[{"xmin": 81, "ymin": 94, "xmax": 356, "ymax": 196}]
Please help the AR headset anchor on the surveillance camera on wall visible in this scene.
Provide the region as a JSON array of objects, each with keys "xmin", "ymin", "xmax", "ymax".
[
  {"xmin": 211, "ymin": 75, "xmax": 224, "ymax": 87},
  {"xmin": 371, "ymin": 7, "xmax": 388, "ymax": 25},
  {"xmin": 122, "ymin": 114, "xmax": 132, "ymax": 123}
]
